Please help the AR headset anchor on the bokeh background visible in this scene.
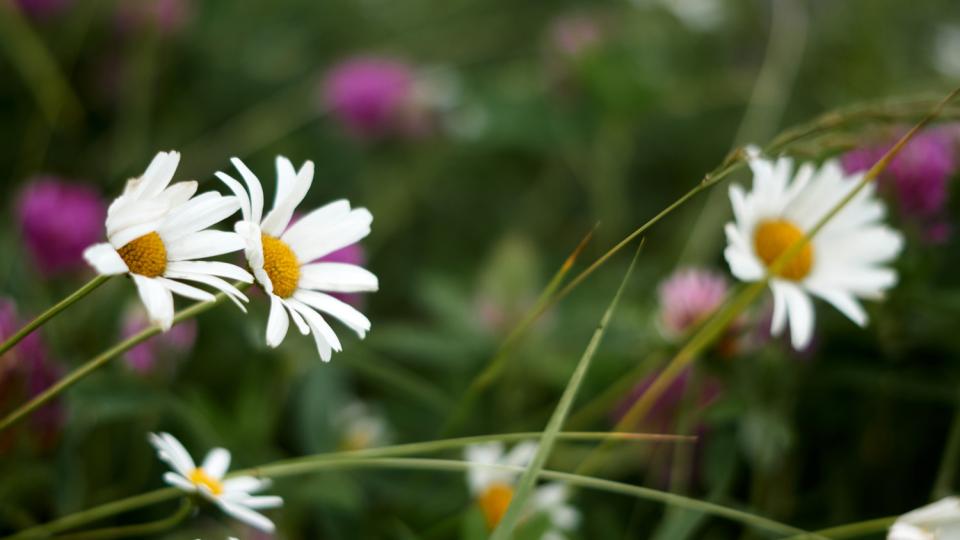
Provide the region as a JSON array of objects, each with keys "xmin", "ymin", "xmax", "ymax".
[{"xmin": 1, "ymin": 0, "xmax": 960, "ymax": 538}]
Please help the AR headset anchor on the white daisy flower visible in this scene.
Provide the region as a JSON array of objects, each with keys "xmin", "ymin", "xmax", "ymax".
[
  {"xmin": 464, "ymin": 442, "xmax": 580, "ymax": 537},
  {"xmin": 335, "ymin": 400, "xmax": 390, "ymax": 451},
  {"xmin": 888, "ymin": 497, "xmax": 960, "ymax": 540},
  {"xmin": 216, "ymin": 156, "xmax": 378, "ymax": 361},
  {"xmin": 83, "ymin": 151, "xmax": 253, "ymax": 331},
  {"xmin": 723, "ymin": 146, "xmax": 904, "ymax": 350},
  {"xmin": 148, "ymin": 432, "xmax": 282, "ymax": 533}
]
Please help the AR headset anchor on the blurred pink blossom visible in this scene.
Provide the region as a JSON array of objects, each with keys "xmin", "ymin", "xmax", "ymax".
[
  {"xmin": 16, "ymin": 177, "xmax": 107, "ymax": 277},
  {"xmin": 122, "ymin": 304, "xmax": 197, "ymax": 374},
  {"xmin": 322, "ymin": 56, "xmax": 416, "ymax": 139},
  {"xmin": 657, "ymin": 267, "xmax": 728, "ymax": 338},
  {"xmin": 841, "ymin": 127, "xmax": 957, "ymax": 243}
]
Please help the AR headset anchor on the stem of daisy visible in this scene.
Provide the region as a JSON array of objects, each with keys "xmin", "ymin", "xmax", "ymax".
[
  {"xmin": 2, "ymin": 430, "xmax": 688, "ymax": 539},
  {"xmin": 50, "ymin": 499, "xmax": 192, "ymax": 540},
  {"xmin": 0, "ymin": 290, "xmax": 232, "ymax": 434},
  {"xmin": 580, "ymin": 86, "xmax": 960, "ymax": 477},
  {"xmin": 0, "ymin": 275, "xmax": 111, "ymax": 358}
]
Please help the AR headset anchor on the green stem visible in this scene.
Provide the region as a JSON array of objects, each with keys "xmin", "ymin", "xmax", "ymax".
[
  {"xmin": 5, "ymin": 430, "xmax": 688, "ymax": 539},
  {"xmin": 0, "ymin": 276, "xmax": 111, "ymax": 357},
  {"xmin": 783, "ymin": 516, "xmax": 897, "ymax": 540},
  {"xmin": 491, "ymin": 243, "xmax": 642, "ymax": 540},
  {"xmin": 51, "ymin": 499, "xmax": 192, "ymax": 540},
  {"xmin": 932, "ymin": 387, "xmax": 960, "ymax": 499},
  {"xmin": 0, "ymin": 291, "xmax": 230, "ymax": 434}
]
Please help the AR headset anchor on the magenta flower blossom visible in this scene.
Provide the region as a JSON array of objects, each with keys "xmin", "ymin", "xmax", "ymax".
[
  {"xmin": 122, "ymin": 304, "xmax": 197, "ymax": 374},
  {"xmin": 0, "ymin": 298, "xmax": 64, "ymax": 449},
  {"xmin": 547, "ymin": 14, "xmax": 604, "ymax": 60},
  {"xmin": 16, "ymin": 177, "xmax": 107, "ymax": 277},
  {"xmin": 322, "ymin": 56, "xmax": 416, "ymax": 139},
  {"xmin": 657, "ymin": 268, "xmax": 729, "ymax": 338},
  {"xmin": 841, "ymin": 128, "xmax": 957, "ymax": 242}
]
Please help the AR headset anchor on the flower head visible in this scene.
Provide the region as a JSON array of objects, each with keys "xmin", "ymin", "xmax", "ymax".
[
  {"xmin": 323, "ymin": 57, "xmax": 415, "ymax": 139},
  {"xmin": 464, "ymin": 442, "xmax": 579, "ymax": 535},
  {"xmin": 16, "ymin": 177, "xmax": 107, "ymax": 276},
  {"xmin": 888, "ymin": 497, "xmax": 960, "ymax": 540},
  {"xmin": 149, "ymin": 432, "xmax": 282, "ymax": 532},
  {"xmin": 842, "ymin": 129, "xmax": 956, "ymax": 242},
  {"xmin": 83, "ymin": 151, "xmax": 253, "ymax": 331},
  {"xmin": 334, "ymin": 400, "xmax": 390, "ymax": 451},
  {"xmin": 724, "ymin": 147, "xmax": 904, "ymax": 349},
  {"xmin": 217, "ymin": 156, "xmax": 378, "ymax": 361},
  {"xmin": 657, "ymin": 267, "xmax": 729, "ymax": 338}
]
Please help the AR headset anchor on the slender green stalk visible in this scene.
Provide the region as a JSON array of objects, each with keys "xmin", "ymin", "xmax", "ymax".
[
  {"xmin": 587, "ymin": 87, "xmax": 960, "ymax": 476},
  {"xmin": 932, "ymin": 387, "xmax": 960, "ymax": 499},
  {"xmin": 0, "ymin": 275, "xmax": 111, "ymax": 357},
  {"xmin": 440, "ymin": 224, "xmax": 598, "ymax": 435},
  {"xmin": 51, "ymin": 500, "xmax": 192, "ymax": 540},
  {"xmin": 0, "ymin": 291, "xmax": 232, "ymax": 434},
  {"xmin": 783, "ymin": 516, "xmax": 897, "ymax": 540},
  {"xmin": 5, "ymin": 430, "xmax": 687, "ymax": 539},
  {"xmin": 4, "ymin": 489, "xmax": 181, "ymax": 540},
  {"xmin": 490, "ymin": 243, "xmax": 642, "ymax": 540}
]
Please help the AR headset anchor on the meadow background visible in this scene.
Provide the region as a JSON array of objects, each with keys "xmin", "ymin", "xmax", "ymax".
[{"xmin": 1, "ymin": 0, "xmax": 960, "ymax": 538}]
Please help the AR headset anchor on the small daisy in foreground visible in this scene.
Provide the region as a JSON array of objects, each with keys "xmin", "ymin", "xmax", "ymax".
[
  {"xmin": 888, "ymin": 497, "xmax": 960, "ymax": 539},
  {"xmin": 149, "ymin": 432, "xmax": 282, "ymax": 533},
  {"xmin": 723, "ymin": 146, "xmax": 904, "ymax": 349},
  {"xmin": 84, "ymin": 151, "xmax": 253, "ymax": 330},
  {"xmin": 217, "ymin": 156, "xmax": 378, "ymax": 361},
  {"xmin": 465, "ymin": 442, "xmax": 580, "ymax": 536}
]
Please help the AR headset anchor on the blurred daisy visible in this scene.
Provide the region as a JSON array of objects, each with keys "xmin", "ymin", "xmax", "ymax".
[
  {"xmin": 723, "ymin": 147, "xmax": 903, "ymax": 349},
  {"xmin": 217, "ymin": 156, "xmax": 378, "ymax": 361},
  {"xmin": 335, "ymin": 401, "xmax": 390, "ymax": 451},
  {"xmin": 149, "ymin": 432, "xmax": 282, "ymax": 533},
  {"xmin": 83, "ymin": 151, "xmax": 252, "ymax": 330},
  {"xmin": 465, "ymin": 442, "xmax": 580, "ymax": 536},
  {"xmin": 889, "ymin": 497, "xmax": 960, "ymax": 540}
]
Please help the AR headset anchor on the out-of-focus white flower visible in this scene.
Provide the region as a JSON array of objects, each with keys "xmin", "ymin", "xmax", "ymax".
[
  {"xmin": 634, "ymin": 0, "xmax": 725, "ymax": 31},
  {"xmin": 888, "ymin": 497, "xmax": 960, "ymax": 539},
  {"xmin": 723, "ymin": 146, "xmax": 903, "ymax": 349},
  {"xmin": 335, "ymin": 401, "xmax": 390, "ymax": 450},
  {"xmin": 149, "ymin": 432, "xmax": 282, "ymax": 532},
  {"xmin": 218, "ymin": 156, "xmax": 378, "ymax": 361},
  {"xmin": 84, "ymin": 151, "xmax": 252, "ymax": 330},
  {"xmin": 933, "ymin": 25, "xmax": 960, "ymax": 78},
  {"xmin": 464, "ymin": 442, "xmax": 579, "ymax": 537}
]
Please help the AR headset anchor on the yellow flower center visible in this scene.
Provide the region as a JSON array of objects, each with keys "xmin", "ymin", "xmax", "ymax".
[
  {"xmin": 478, "ymin": 483, "xmax": 514, "ymax": 530},
  {"xmin": 188, "ymin": 467, "xmax": 224, "ymax": 495},
  {"xmin": 117, "ymin": 232, "xmax": 167, "ymax": 278},
  {"xmin": 753, "ymin": 219, "xmax": 814, "ymax": 281},
  {"xmin": 261, "ymin": 233, "xmax": 301, "ymax": 298}
]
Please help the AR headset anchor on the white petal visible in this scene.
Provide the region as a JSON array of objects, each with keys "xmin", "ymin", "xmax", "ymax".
[
  {"xmin": 149, "ymin": 432, "xmax": 196, "ymax": 475},
  {"xmin": 132, "ymin": 151, "xmax": 180, "ymax": 200},
  {"xmin": 234, "ymin": 495, "xmax": 284, "ymax": 509},
  {"xmin": 503, "ymin": 441, "xmax": 538, "ymax": 468},
  {"xmin": 217, "ymin": 500, "xmax": 275, "ymax": 533},
  {"xmin": 293, "ymin": 290, "xmax": 371, "ymax": 338},
  {"xmin": 106, "ymin": 199, "xmax": 168, "ymax": 243},
  {"xmin": 261, "ymin": 159, "xmax": 314, "ymax": 236},
  {"xmin": 298, "ymin": 263, "xmax": 379, "ymax": 293},
  {"xmin": 162, "ymin": 472, "xmax": 197, "ymax": 493},
  {"xmin": 155, "ymin": 181, "xmax": 198, "ymax": 209},
  {"xmin": 279, "ymin": 200, "xmax": 351, "ymax": 255},
  {"xmin": 805, "ymin": 281, "xmax": 868, "ymax": 327},
  {"xmin": 165, "ymin": 231, "xmax": 245, "ymax": 261},
  {"xmin": 282, "ymin": 298, "xmax": 310, "ymax": 335},
  {"xmin": 155, "ymin": 277, "xmax": 216, "ymax": 303},
  {"xmin": 83, "ymin": 243, "xmax": 129, "ymax": 275},
  {"xmin": 769, "ymin": 281, "xmax": 789, "ymax": 337},
  {"xmin": 216, "ymin": 171, "xmax": 252, "ymax": 223},
  {"xmin": 201, "ymin": 448, "xmax": 231, "ymax": 480},
  {"xmin": 159, "ymin": 193, "xmax": 240, "ymax": 241},
  {"xmin": 781, "ymin": 281, "xmax": 815, "ymax": 350},
  {"xmin": 133, "ymin": 276, "xmax": 174, "ymax": 331},
  {"xmin": 286, "ymin": 208, "xmax": 372, "ymax": 264},
  {"xmin": 164, "ymin": 271, "xmax": 250, "ymax": 311},
  {"xmin": 286, "ymin": 299, "xmax": 339, "ymax": 361},
  {"xmin": 230, "ymin": 157, "xmax": 265, "ymax": 224},
  {"xmin": 109, "ymin": 220, "xmax": 164, "ymax": 250},
  {"xmin": 266, "ymin": 294, "xmax": 290, "ymax": 347},
  {"xmin": 223, "ymin": 476, "xmax": 270, "ymax": 494},
  {"xmin": 166, "ymin": 261, "xmax": 254, "ymax": 283}
]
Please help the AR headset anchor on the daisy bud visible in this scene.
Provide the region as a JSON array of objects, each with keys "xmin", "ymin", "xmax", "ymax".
[{"xmin": 16, "ymin": 177, "xmax": 107, "ymax": 277}]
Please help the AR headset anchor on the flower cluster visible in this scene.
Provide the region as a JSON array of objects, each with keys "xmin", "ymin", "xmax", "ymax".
[{"xmin": 83, "ymin": 150, "xmax": 378, "ymax": 361}]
